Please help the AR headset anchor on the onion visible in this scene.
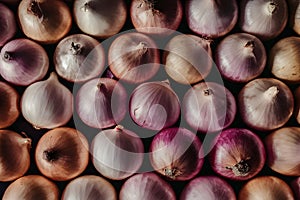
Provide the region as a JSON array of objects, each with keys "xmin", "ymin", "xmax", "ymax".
[
  {"xmin": 0, "ymin": 3, "xmax": 16, "ymax": 46},
  {"xmin": 163, "ymin": 34, "xmax": 213, "ymax": 85},
  {"xmin": 291, "ymin": 177, "xmax": 300, "ymax": 199},
  {"xmin": 180, "ymin": 176, "xmax": 236, "ymax": 200},
  {"xmin": 35, "ymin": 127, "xmax": 89, "ymax": 181},
  {"xmin": 108, "ymin": 32, "xmax": 160, "ymax": 84},
  {"xmin": 295, "ymin": 86, "xmax": 300, "ymax": 124},
  {"xmin": 91, "ymin": 125, "xmax": 144, "ymax": 180},
  {"xmin": 21, "ymin": 72, "xmax": 73, "ymax": 129},
  {"xmin": 3, "ymin": 175, "xmax": 59, "ymax": 200},
  {"xmin": 119, "ymin": 172, "xmax": 176, "ymax": 200},
  {"xmin": 238, "ymin": 78, "xmax": 294, "ymax": 131},
  {"xmin": 287, "ymin": 0, "xmax": 300, "ymax": 35},
  {"xmin": 209, "ymin": 128, "xmax": 266, "ymax": 181},
  {"xmin": 129, "ymin": 80, "xmax": 180, "ymax": 130},
  {"xmin": 265, "ymin": 127, "xmax": 300, "ymax": 176},
  {"xmin": 0, "ymin": 130, "xmax": 31, "ymax": 182},
  {"xmin": 238, "ymin": 176, "xmax": 294, "ymax": 200},
  {"xmin": 73, "ymin": 0, "xmax": 127, "ymax": 38},
  {"xmin": 269, "ymin": 36, "xmax": 300, "ymax": 83},
  {"xmin": 215, "ymin": 33, "xmax": 266, "ymax": 83},
  {"xmin": 183, "ymin": 82, "xmax": 236, "ymax": 133},
  {"xmin": 18, "ymin": 0, "xmax": 72, "ymax": 44},
  {"xmin": 239, "ymin": 0, "xmax": 288, "ymax": 40},
  {"xmin": 76, "ymin": 78, "xmax": 127, "ymax": 129},
  {"xmin": 149, "ymin": 127, "xmax": 204, "ymax": 181},
  {"xmin": 0, "ymin": 82, "xmax": 19, "ymax": 129},
  {"xmin": 130, "ymin": 0, "xmax": 182, "ymax": 35},
  {"xmin": 0, "ymin": 38, "xmax": 49, "ymax": 86},
  {"xmin": 185, "ymin": 0, "xmax": 238, "ymax": 38},
  {"xmin": 61, "ymin": 175, "xmax": 117, "ymax": 200},
  {"xmin": 54, "ymin": 34, "xmax": 105, "ymax": 82}
]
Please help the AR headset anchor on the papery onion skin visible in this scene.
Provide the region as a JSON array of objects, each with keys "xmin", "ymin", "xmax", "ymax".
[
  {"xmin": 238, "ymin": 176, "xmax": 295, "ymax": 200},
  {"xmin": 18, "ymin": 0, "xmax": 72, "ymax": 44},
  {"xmin": 163, "ymin": 34, "xmax": 213, "ymax": 85},
  {"xmin": 265, "ymin": 127, "xmax": 300, "ymax": 176},
  {"xmin": 295, "ymin": 86, "xmax": 300, "ymax": 124},
  {"xmin": 183, "ymin": 82, "xmax": 236, "ymax": 133},
  {"xmin": 238, "ymin": 78, "xmax": 293, "ymax": 131},
  {"xmin": 35, "ymin": 127, "xmax": 89, "ymax": 181},
  {"xmin": 0, "ymin": 3, "xmax": 16, "ymax": 46},
  {"xmin": 149, "ymin": 127, "xmax": 204, "ymax": 181},
  {"xmin": 73, "ymin": 0, "xmax": 127, "ymax": 38},
  {"xmin": 287, "ymin": 0, "xmax": 300, "ymax": 35},
  {"xmin": 129, "ymin": 80, "xmax": 180, "ymax": 130},
  {"xmin": 291, "ymin": 177, "xmax": 300, "ymax": 199},
  {"xmin": 3, "ymin": 175, "xmax": 59, "ymax": 200},
  {"xmin": 180, "ymin": 176, "xmax": 236, "ymax": 200},
  {"xmin": 0, "ymin": 82, "xmax": 19, "ymax": 128},
  {"xmin": 54, "ymin": 34, "xmax": 105, "ymax": 82},
  {"xmin": 108, "ymin": 32, "xmax": 160, "ymax": 84},
  {"xmin": 91, "ymin": 125, "xmax": 144, "ymax": 180},
  {"xmin": 215, "ymin": 33, "xmax": 266, "ymax": 83},
  {"xmin": 209, "ymin": 128, "xmax": 266, "ymax": 181},
  {"xmin": 61, "ymin": 175, "xmax": 117, "ymax": 200},
  {"xmin": 119, "ymin": 172, "xmax": 176, "ymax": 200},
  {"xmin": 185, "ymin": 0, "xmax": 238, "ymax": 38},
  {"xmin": 0, "ymin": 38, "xmax": 49, "ymax": 86}
]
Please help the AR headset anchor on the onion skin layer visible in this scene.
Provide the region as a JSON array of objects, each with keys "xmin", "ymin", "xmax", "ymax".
[{"xmin": 0, "ymin": 3, "xmax": 16, "ymax": 46}]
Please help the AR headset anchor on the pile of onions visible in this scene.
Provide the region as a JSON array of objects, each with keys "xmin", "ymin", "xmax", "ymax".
[
  {"xmin": 73, "ymin": 0, "xmax": 127, "ymax": 38},
  {"xmin": 0, "ymin": 39, "xmax": 49, "ymax": 86},
  {"xmin": 215, "ymin": 33, "xmax": 266, "ymax": 83},
  {"xmin": 21, "ymin": 73, "xmax": 73, "ymax": 129},
  {"xmin": 129, "ymin": 80, "xmax": 180, "ymax": 130},
  {"xmin": 287, "ymin": 0, "xmax": 300, "ymax": 35},
  {"xmin": 209, "ymin": 128, "xmax": 266, "ymax": 181},
  {"xmin": 76, "ymin": 78, "xmax": 127, "ymax": 129},
  {"xmin": 0, "ymin": 130, "xmax": 31, "ymax": 182},
  {"xmin": 238, "ymin": 78, "xmax": 293, "ymax": 131},
  {"xmin": 265, "ymin": 127, "xmax": 300, "ymax": 176},
  {"xmin": 0, "ymin": 3, "xmax": 16, "ymax": 46},
  {"xmin": 183, "ymin": 82, "xmax": 236, "ymax": 133},
  {"xmin": 163, "ymin": 34, "xmax": 213, "ymax": 85},
  {"xmin": 185, "ymin": 0, "xmax": 238, "ymax": 38},
  {"xmin": 54, "ymin": 34, "xmax": 105, "ymax": 82},
  {"xmin": 291, "ymin": 177, "xmax": 300, "ymax": 199},
  {"xmin": 119, "ymin": 172, "xmax": 176, "ymax": 200},
  {"xmin": 149, "ymin": 127, "xmax": 204, "ymax": 181},
  {"xmin": 130, "ymin": 0, "xmax": 182, "ymax": 35},
  {"xmin": 108, "ymin": 32, "xmax": 160, "ymax": 83},
  {"xmin": 295, "ymin": 86, "xmax": 300, "ymax": 124},
  {"xmin": 35, "ymin": 127, "xmax": 89, "ymax": 181},
  {"xmin": 0, "ymin": 82, "xmax": 19, "ymax": 128},
  {"xmin": 269, "ymin": 37, "xmax": 300, "ymax": 83}
]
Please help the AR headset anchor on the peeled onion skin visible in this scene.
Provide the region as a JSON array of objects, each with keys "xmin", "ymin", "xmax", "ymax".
[
  {"xmin": 287, "ymin": 0, "xmax": 300, "ymax": 35},
  {"xmin": 0, "ymin": 3, "xmax": 16, "ymax": 46}
]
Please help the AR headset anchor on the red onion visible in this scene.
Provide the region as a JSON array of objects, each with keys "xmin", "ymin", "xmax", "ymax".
[
  {"xmin": 149, "ymin": 127, "xmax": 204, "ymax": 181},
  {"xmin": 180, "ymin": 176, "xmax": 236, "ymax": 200},
  {"xmin": 129, "ymin": 80, "xmax": 180, "ymax": 130},
  {"xmin": 239, "ymin": 0, "xmax": 288, "ymax": 40},
  {"xmin": 185, "ymin": 0, "xmax": 238, "ymax": 38},
  {"xmin": 0, "ymin": 3, "xmax": 16, "ymax": 46},
  {"xmin": 73, "ymin": 0, "xmax": 127, "ymax": 38},
  {"xmin": 238, "ymin": 78, "xmax": 294, "ymax": 131},
  {"xmin": 130, "ymin": 0, "xmax": 183, "ymax": 35},
  {"xmin": 287, "ymin": 0, "xmax": 300, "ymax": 35},
  {"xmin": 215, "ymin": 33, "xmax": 266, "ymax": 83},
  {"xmin": 295, "ymin": 86, "xmax": 300, "ymax": 124},
  {"xmin": 54, "ymin": 34, "xmax": 105, "ymax": 82},
  {"xmin": 291, "ymin": 177, "xmax": 300, "ymax": 199},
  {"xmin": 91, "ymin": 125, "xmax": 144, "ymax": 180},
  {"xmin": 163, "ymin": 34, "xmax": 213, "ymax": 85},
  {"xmin": 209, "ymin": 128, "xmax": 266, "ymax": 181},
  {"xmin": 0, "ymin": 39, "xmax": 49, "ymax": 86},
  {"xmin": 265, "ymin": 127, "xmax": 300, "ymax": 176},
  {"xmin": 183, "ymin": 82, "xmax": 236, "ymax": 133},
  {"xmin": 108, "ymin": 32, "xmax": 160, "ymax": 84},
  {"xmin": 119, "ymin": 172, "xmax": 176, "ymax": 200}
]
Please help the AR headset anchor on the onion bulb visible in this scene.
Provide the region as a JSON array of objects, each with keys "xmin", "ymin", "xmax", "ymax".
[
  {"xmin": 295, "ymin": 86, "xmax": 300, "ymax": 124},
  {"xmin": 0, "ymin": 3, "xmax": 16, "ymax": 46},
  {"xmin": 291, "ymin": 177, "xmax": 300, "ymax": 200},
  {"xmin": 287, "ymin": 0, "xmax": 300, "ymax": 35}
]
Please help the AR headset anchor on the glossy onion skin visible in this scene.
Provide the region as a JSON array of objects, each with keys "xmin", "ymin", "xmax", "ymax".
[
  {"xmin": 209, "ymin": 128, "xmax": 266, "ymax": 181},
  {"xmin": 185, "ymin": 0, "xmax": 238, "ymax": 38},
  {"xmin": 180, "ymin": 176, "xmax": 236, "ymax": 200},
  {"xmin": 61, "ymin": 175, "xmax": 117, "ymax": 200},
  {"xmin": 287, "ymin": 0, "xmax": 300, "ymax": 35},
  {"xmin": 215, "ymin": 33, "xmax": 266, "ymax": 83},
  {"xmin": 183, "ymin": 82, "xmax": 236, "ymax": 133},
  {"xmin": 119, "ymin": 172, "xmax": 176, "ymax": 200},
  {"xmin": 239, "ymin": 78, "xmax": 294, "ymax": 131},
  {"xmin": 291, "ymin": 177, "xmax": 300, "ymax": 200},
  {"xmin": 265, "ymin": 127, "xmax": 300, "ymax": 176},
  {"xmin": 0, "ymin": 3, "xmax": 16, "ymax": 46},
  {"xmin": 238, "ymin": 176, "xmax": 295, "ymax": 200}
]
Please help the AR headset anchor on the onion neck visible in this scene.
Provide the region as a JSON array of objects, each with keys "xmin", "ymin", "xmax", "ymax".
[
  {"xmin": 244, "ymin": 41, "xmax": 255, "ymax": 52},
  {"xmin": 264, "ymin": 86, "xmax": 279, "ymax": 101},
  {"xmin": 226, "ymin": 158, "xmax": 251, "ymax": 176},
  {"xmin": 80, "ymin": 2, "xmax": 91, "ymax": 12},
  {"xmin": 163, "ymin": 167, "xmax": 182, "ymax": 179},
  {"xmin": 2, "ymin": 51, "xmax": 13, "ymax": 61},
  {"xmin": 97, "ymin": 82, "xmax": 108, "ymax": 93},
  {"xmin": 267, "ymin": 2, "xmax": 278, "ymax": 14},
  {"xmin": 114, "ymin": 125, "xmax": 124, "ymax": 132},
  {"xmin": 28, "ymin": 1, "xmax": 43, "ymax": 19},
  {"xmin": 136, "ymin": 42, "xmax": 148, "ymax": 56},
  {"xmin": 70, "ymin": 42, "xmax": 82, "ymax": 55},
  {"xmin": 203, "ymin": 88, "xmax": 214, "ymax": 96},
  {"xmin": 43, "ymin": 149, "xmax": 59, "ymax": 162}
]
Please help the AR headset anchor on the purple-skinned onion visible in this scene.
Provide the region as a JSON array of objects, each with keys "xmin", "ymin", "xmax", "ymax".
[
  {"xmin": 291, "ymin": 177, "xmax": 300, "ymax": 199},
  {"xmin": 295, "ymin": 86, "xmax": 300, "ymax": 124},
  {"xmin": 0, "ymin": 3, "xmax": 16, "ymax": 46}
]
